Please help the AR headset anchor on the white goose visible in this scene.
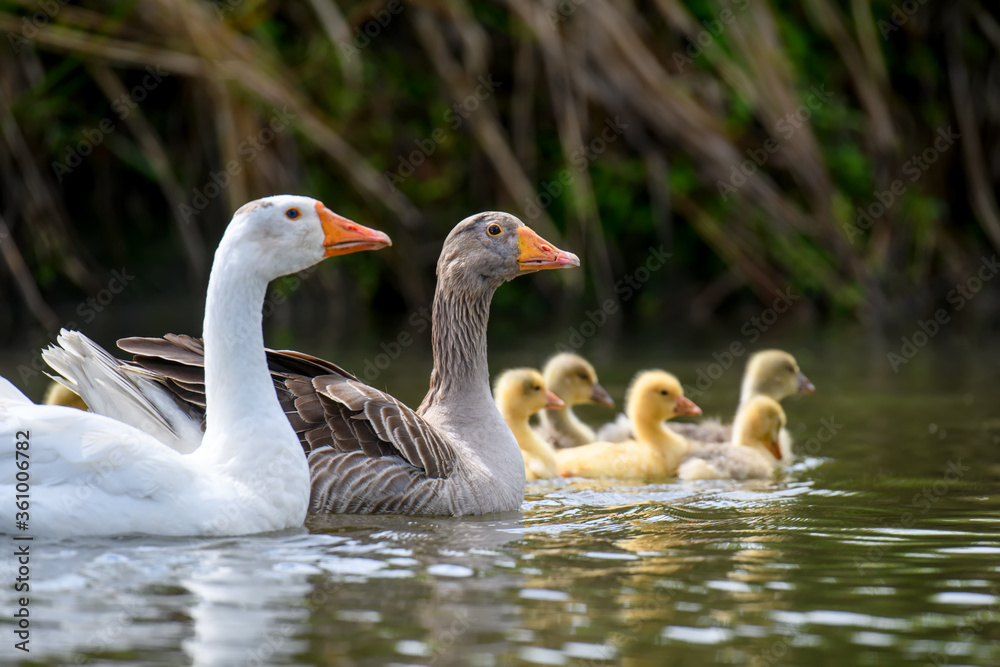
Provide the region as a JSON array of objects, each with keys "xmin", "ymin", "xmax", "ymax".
[{"xmin": 0, "ymin": 196, "xmax": 390, "ymax": 536}]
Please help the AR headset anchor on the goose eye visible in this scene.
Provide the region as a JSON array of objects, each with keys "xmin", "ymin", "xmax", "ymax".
[
  {"xmin": 660, "ymin": 389, "xmax": 669, "ymax": 396},
  {"xmin": 285, "ymin": 208, "xmax": 301, "ymax": 220},
  {"xmin": 487, "ymin": 223, "xmax": 502, "ymax": 236},
  {"xmin": 578, "ymin": 372, "xmax": 589, "ymax": 381}
]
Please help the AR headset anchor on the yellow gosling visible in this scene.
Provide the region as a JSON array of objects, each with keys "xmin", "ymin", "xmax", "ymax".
[
  {"xmin": 556, "ymin": 370, "xmax": 701, "ymax": 479},
  {"xmin": 600, "ymin": 349, "xmax": 813, "ymax": 463},
  {"xmin": 494, "ymin": 368, "xmax": 565, "ymax": 480},
  {"xmin": 678, "ymin": 396, "xmax": 787, "ymax": 481},
  {"xmin": 536, "ymin": 353, "xmax": 614, "ymax": 449}
]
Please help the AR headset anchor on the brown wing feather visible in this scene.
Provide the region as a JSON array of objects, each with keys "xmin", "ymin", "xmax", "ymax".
[
  {"xmin": 307, "ymin": 374, "xmax": 457, "ymax": 478},
  {"xmin": 118, "ymin": 334, "xmax": 459, "ymax": 513},
  {"xmin": 119, "ymin": 335, "xmax": 357, "ymax": 415},
  {"xmin": 119, "ymin": 334, "xmax": 205, "ymax": 366}
]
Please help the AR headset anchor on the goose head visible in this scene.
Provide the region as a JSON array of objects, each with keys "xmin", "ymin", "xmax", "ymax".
[
  {"xmin": 224, "ymin": 195, "xmax": 391, "ymax": 278},
  {"xmin": 542, "ymin": 353, "xmax": 614, "ymax": 408},
  {"xmin": 733, "ymin": 395, "xmax": 786, "ymax": 460},
  {"xmin": 494, "ymin": 368, "xmax": 564, "ymax": 420},
  {"xmin": 744, "ymin": 350, "xmax": 814, "ymax": 401},
  {"xmin": 437, "ymin": 212, "xmax": 579, "ymax": 290},
  {"xmin": 626, "ymin": 370, "xmax": 702, "ymax": 425}
]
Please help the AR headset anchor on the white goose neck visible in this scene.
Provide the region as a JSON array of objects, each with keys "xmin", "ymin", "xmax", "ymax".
[{"xmin": 201, "ymin": 246, "xmax": 291, "ymax": 453}]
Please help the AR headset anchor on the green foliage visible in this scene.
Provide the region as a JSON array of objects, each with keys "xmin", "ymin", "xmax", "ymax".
[{"xmin": 0, "ymin": 0, "xmax": 997, "ymax": 346}]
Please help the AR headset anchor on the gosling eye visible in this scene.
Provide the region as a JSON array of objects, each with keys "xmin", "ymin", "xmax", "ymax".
[
  {"xmin": 660, "ymin": 389, "xmax": 669, "ymax": 396},
  {"xmin": 285, "ymin": 207, "xmax": 301, "ymax": 220},
  {"xmin": 533, "ymin": 385, "xmax": 541, "ymax": 391},
  {"xmin": 578, "ymin": 372, "xmax": 589, "ymax": 381},
  {"xmin": 487, "ymin": 223, "xmax": 503, "ymax": 236}
]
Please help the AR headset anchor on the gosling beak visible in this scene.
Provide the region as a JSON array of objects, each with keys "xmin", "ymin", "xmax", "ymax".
[
  {"xmin": 544, "ymin": 390, "xmax": 566, "ymax": 410},
  {"xmin": 764, "ymin": 437, "xmax": 783, "ymax": 460},
  {"xmin": 517, "ymin": 226, "xmax": 580, "ymax": 271},
  {"xmin": 797, "ymin": 372, "xmax": 815, "ymax": 394},
  {"xmin": 674, "ymin": 395, "xmax": 702, "ymax": 417},
  {"xmin": 317, "ymin": 202, "xmax": 392, "ymax": 257},
  {"xmin": 590, "ymin": 382, "xmax": 615, "ymax": 408}
]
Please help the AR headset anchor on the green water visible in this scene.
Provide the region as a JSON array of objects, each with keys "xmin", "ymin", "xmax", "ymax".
[{"xmin": 1, "ymin": 336, "xmax": 998, "ymax": 665}]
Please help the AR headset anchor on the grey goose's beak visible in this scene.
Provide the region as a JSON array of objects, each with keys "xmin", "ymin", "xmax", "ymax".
[{"xmin": 517, "ymin": 226, "xmax": 580, "ymax": 271}]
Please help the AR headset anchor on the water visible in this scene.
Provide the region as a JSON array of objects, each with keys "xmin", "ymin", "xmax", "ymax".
[{"xmin": 2, "ymin": 336, "xmax": 999, "ymax": 666}]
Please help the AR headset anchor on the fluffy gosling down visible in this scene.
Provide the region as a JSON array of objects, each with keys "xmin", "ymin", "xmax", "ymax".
[
  {"xmin": 494, "ymin": 368, "xmax": 565, "ymax": 480},
  {"xmin": 556, "ymin": 370, "xmax": 701, "ymax": 479},
  {"xmin": 597, "ymin": 349, "xmax": 813, "ymax": 461},
  {"xmin": 535, "ymin": 353, "xmax": 614, "ymax": 449},
  {"xmin": 678, "ymin": 395, "xmax": 787, "ymax": 481}
]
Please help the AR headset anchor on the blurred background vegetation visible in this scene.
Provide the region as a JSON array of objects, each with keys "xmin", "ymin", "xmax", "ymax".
[{"xmin": 0, "ymin": 0, "xmax": 998, "ymax": 363}]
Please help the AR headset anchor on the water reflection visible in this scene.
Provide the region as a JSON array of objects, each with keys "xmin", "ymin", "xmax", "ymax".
[{"xmin": 2, "ymin": 340, "xmax": 1000, "ymax": 665}]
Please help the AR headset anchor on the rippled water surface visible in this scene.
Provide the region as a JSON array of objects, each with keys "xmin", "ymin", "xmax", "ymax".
[{"xmin": 2, "ymin": 339, "xmax": 999, "ymax": 665}]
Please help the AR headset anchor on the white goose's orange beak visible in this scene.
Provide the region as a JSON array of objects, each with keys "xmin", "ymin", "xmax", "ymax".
[
  {"xmin": 517, "ymin": 226, "xmax": 580, "ymax": 271},
  {"xmin": 317, "ymin": 202, "xmax": 391, "ymax": 257}
]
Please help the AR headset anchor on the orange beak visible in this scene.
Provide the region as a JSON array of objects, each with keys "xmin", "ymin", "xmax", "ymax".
[
  {"xmin": 797, "ymin": 372, "xmax": 815, "ymax": 394},
  {"xmin": 590, "ymin": 383, "xmax": 615, "ymax": 408},
  {"xmin": 544, "ymin": 390, "xmax": 566, "ymax": 410},
  {"xmin": 674, "ymin": 395, "xmax": 702, "ymax": 417},
  {"xmin": 763, "ymin": 437, "xmax": 783, "ymax": 460},
  {"xmin": 317, "ymin": 202, "xmax": 391, "ymax": 257},
  {"xmin": 517, "ymin": 226, "xmax": 580, "ymax": 271}
]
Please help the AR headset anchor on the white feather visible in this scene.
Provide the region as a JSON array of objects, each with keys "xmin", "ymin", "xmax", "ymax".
[
  {"xmin": 0, "ymin": 194, "xmax": 362, "ymax": 537},
  {"xmin": 42, "ymin": 331, "xmax": 204, "ymax": 454}
]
